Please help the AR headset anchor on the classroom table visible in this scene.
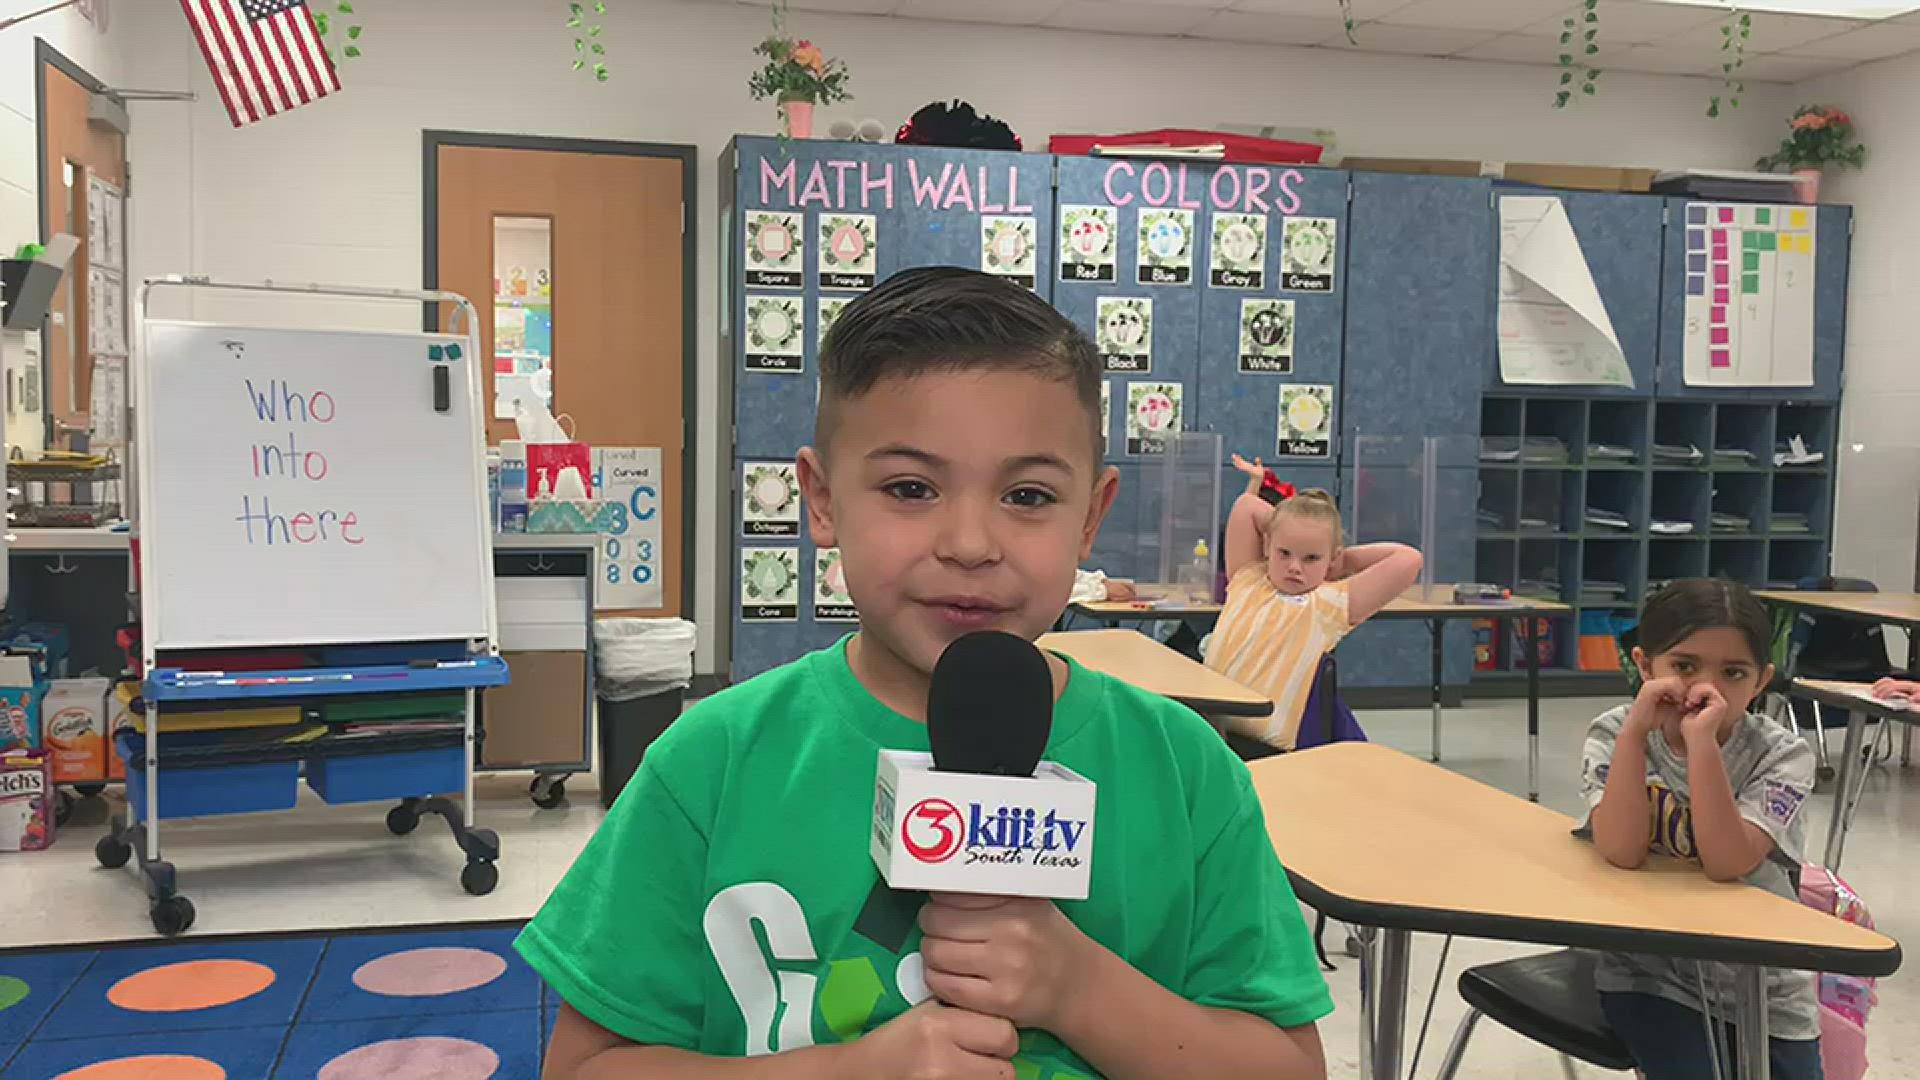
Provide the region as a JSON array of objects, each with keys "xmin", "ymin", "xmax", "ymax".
[
  {"xmin": 1037, "ymin": 629, "xmax": 1271, "ymax": 719},
  {"xmin": 1791, "ymin": 677, "xmax": 1917, "ymax": 870},
  {"xmin": 1371, "ymin": 596, "xmax": 1574, "ymax": 802},
  {"xmin": 1065, "ymin": 599, "xmax": 1223, "ymax": 626},
  {"xmin": 1252, "ymin": 742, "xmax": 1902, "ymax": 1080}
]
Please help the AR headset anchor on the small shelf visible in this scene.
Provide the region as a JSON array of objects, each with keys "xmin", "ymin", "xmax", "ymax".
[
  {"xmin": 147, "ymin": 658, "xmax": 511, "ymax": 703},
  {"xmin": 1708, "ymin": 465, "xmax": 1767, "ymax": 474},
  {"xmin": 1585, "ymin": 461, "xmax": 1643, "ymax": 472}
]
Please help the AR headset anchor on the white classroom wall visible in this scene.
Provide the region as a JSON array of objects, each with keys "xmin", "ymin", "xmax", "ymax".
[
  {"xmin": 0, "ymin": 0, "xmax": 130, "ymax": 254},
  {"xmin": 112, "ymin": 0, "xmax": 1808, "ymax": 675}
]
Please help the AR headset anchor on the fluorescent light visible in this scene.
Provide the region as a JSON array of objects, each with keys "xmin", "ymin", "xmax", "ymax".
[{"xmin": 1648, "ymin": 0, "xmax": 1920, "ymax": 18}]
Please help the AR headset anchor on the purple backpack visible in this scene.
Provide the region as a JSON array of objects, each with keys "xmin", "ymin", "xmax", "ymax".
[{"xmin": 1293, "ymin": 653, "xmax": 1368, "ymax": 749}]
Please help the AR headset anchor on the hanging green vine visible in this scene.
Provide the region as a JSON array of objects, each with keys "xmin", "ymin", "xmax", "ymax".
[
  {"xmin": 568, "ymin": 1, "xmax": 610, "ymax": 81},
  {"xmin": 311, "ymin": 1, "xmax": 363, "ymax": 60},
  {"xmin": 1554, "ymin": 0, "xmax": 1601, "ymax": 107},
  {"xmin": 1708, "ymin": 6, "xmax": 1751, "ymax": 117},
  {"xmin": 1336, "ymin": 0, "xmax": 1357, "ymax": 45}
]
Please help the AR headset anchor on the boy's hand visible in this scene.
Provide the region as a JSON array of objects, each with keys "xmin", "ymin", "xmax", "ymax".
[
  {"xmin": 1871, "ymin": 676, "xmax": 1917, "ymax": 700},
  {"xmin": 1627, "ymin": 676, "xmax": 1688, "ymax": 738},
  {"xmin": 919, "ymin": 893, "xmax": 1094, "ymax": 1030},
  {"xmin": 848, "ymin": 1000, "xmax": 1019, "ymax": 1080},
  {"xmin": 1680, "ymin": 682, "xmax": 1730, "ymax": 744}
]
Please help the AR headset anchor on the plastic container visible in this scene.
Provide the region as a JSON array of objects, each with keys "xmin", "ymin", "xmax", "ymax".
[
  {"xmin": 597, "ymin": 687, "xmax": 683, "ymax": 808},
  {"xmin": 118, "ymin": 734, "xmax": 299, "ymax": 821},
  {"xmin": 306, "ymin": 747, "xmax": 465, "ymax": 805}
]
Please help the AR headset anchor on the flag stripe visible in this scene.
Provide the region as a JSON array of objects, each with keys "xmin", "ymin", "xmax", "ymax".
[
  {"xmin": 250, "ymin": 13, "xmax": 298, "ymax": 110},
  {"xmin": 178, "ymin": 0, "xmax": 244, "ymax": 127},
  {"xmin": 217, "ymin": 0, "xmax": 278, "ymax": 118},
  {"xmin": 304, "ymin": 10, "xmax": 341, "ymax": 91},
  {"xmin": 260, "ymin": 14, "xmax": 309, "ymax": 105},
  {"xmin": 283, "ymin": 8, "xmax": 330, "ymax": 97},
  {"xmin": 196, "ymin": 0, "xmax": 257, "ymax": 124}
]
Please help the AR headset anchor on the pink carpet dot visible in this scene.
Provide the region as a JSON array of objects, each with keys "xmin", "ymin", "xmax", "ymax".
[
  {"xmin": 350, "ymin": 947, "xmax": 507, "ymax": 997},
  {"xmin": 317, "ymin": 1037, "xmax": 498, "ymax": 1080}
]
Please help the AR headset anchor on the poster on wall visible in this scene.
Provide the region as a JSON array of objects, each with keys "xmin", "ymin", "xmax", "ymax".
[
  {"xmin": 1281, "ymin": 217, "xmax": 1336, "ymax": 293},
  {"xmin": 1681, "ymin": 202, "xmax": 1816, "ymax": 388},
  {"xmin": 744, "ymin": 295, "xmax": 805, "ymax": 373},
  {"xmin": 88, "ymin": 266, "xmax": 125, "ymax": 357},
  {"xmin": 1125, "ymin": 381, "xmax": 1182, "ymax": 457},
  {"xmin": 1096, "ymin": 298, "xmax": 1152, "ymax": 373},
  {"xmin": 593, "ymin": 447, "xmax": 666, "ymax": 610},
  {"xmin": 89, "ymin": 356, "xmax": 126, "ymax": 449},
  {"xmin": 1238, "ymin": 299, "xmax": 1295, "ymax": 374},
  {"xmin": 820, "ymin": 214, "xmax": 878, "ymax": 290},
  {"xmin": 742, "ymin": 461, "xmax": 801, "ymax": 538},
  {"xmin": 744, "ymin": 211, "xmax": 804, "ymax": 288},
  {"xmin": 1060, "ymin": 205, "xmax": 1117, "ymax": 283},
  {"xmin": 1137, "ymin": 208, "xmax": 1194, "ymax": 285},
  {"xmin": 1277, "ymin": 384, "xmax": 1333, "ymax": 458},
  {"xmin": 814, "ymin": 547, "xmax": 858, "ymax": 622},
  {"xmin": 817, "ymin": 296, "xmax": 851, "ymax": 350},
  {"xmin": 981, "ymin": 216, "xmax": 1037, "ymax": 289},
  {"xmin": 1209, "ymin": 213, "xmax": 1266, "ymax": 289},
  {"xmin": 741, "ymin": 547, "xmax": 800, "ymax": 622},
  {"xmin": 1497, "ymin": 196, "xmax": 1632, "ymax": 388}
]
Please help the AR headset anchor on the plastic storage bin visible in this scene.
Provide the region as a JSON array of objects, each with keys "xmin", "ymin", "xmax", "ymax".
[
  {"xmin": 117, "ymin": 734, "xmax": 300, "ymax": 821},
  {"xmin": 305, "ymin": 747, "xmax": 466, "ymax": 805}
]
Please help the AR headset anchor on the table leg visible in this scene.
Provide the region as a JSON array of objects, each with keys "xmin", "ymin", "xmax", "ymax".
[
  {"xmin": 1524, "ymin": 615, "xmax": 1541, "ymax": 803},
  {"xmin": 1355, "ymin": 925, "xmax": 1376, "ymax": 1080},
  {"xmin": 1733, "ymin": 965, "xmax": 1771, "ymax": 1080},
  {"xmin": 1373, "ymin": 929, "xmax": 1412, "ymax": 1080},
  {"xmin": 1430, "ymin": 618, "xmax": 1443, "ymax": 763},
  {"xmin": 1822, "ymin": 710, "xmax": 1868, "ymax": 870}
]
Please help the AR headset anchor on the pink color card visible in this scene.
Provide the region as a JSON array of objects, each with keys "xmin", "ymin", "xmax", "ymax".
[
  {"xmin": 1715, "ymin": 288, "xmax": 1731, "ymax": 304},
  {"xmin": 1711, "ymin": 350, "xmax": 1732, "ymax": 368},
  {"xmin": 1711, "ymin": 327, "xmax": 1730, "ymax": 345},
  {"xmin": 1715, "ymin": 265, "xmax": 1730, "ymax": 285},
  {"xmin": 1712, "ymin": 305, "xmax": 1727, "ymax": 324},
  {"xmin": 1719, "ymin": 207, "xmax": 1735, "ymax": 223}
]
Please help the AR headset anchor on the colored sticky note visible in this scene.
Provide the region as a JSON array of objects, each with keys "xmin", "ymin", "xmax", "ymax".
[
  {"xmin": 1715, "ymin": 287, "xmax": 1730, "ymax": 304},
  {"xmin": 1688, "ymin": 205, "xmax": 1708, "ymax": 224},
  {"xmin": 1712, "ymin": 305, "xmax": 1727, "ymax": 324},
  {"xmin": 1743, "ymin": 232, "xmax": 1759, "ymax": 251},
  {"xmin": 1712, "ymin": 349, "xmax": 1731, "ymax": 368},
  {"xmin": 1688, "ymin": 253, "xmax": 1707, "ymax": 273},
  {"xmin": 1713, "ymin": 229, "xmax": 1728, "ymax": 246},
  {"xmin": 1756, "ymin": 208, "xmax": 1772, "ymax": 225},
  {"xmin": 1719, "ymin": 207, "xmax": 1736, "ymax": 223},
  {"xmin": 1744, "ymin": 251, "xmax": 1761, "ymax": 272},
  {"xmin": 1687, "ymin": 276, "xmax": 1706, "ymax": 297},
  {"xmin": 1789, "ymin": 209, "xmax": 1809, "ymax": 228},
  {"xmin": 1688, "ymin": 230, "xmax": 1705, "ymax": 252},
  {"xmin": 1743, "ymin": 273, "xmax": 1762, "ymax": 294},
  {"xmin": 1714, "ymin": 264, "xmax": 1730, "ymax": 285},
  {"xmin": 1761, "ymin": 232, "xmax": 1778, "ymax": 253},
  {"xmin": 1711, "ymin": 327, "xmax": 1730, "ymax": 345}
]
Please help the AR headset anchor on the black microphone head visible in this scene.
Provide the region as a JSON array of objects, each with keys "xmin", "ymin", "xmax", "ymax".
[{"xmin": 928, "ymin": 630, "xmax": 1054, "ymax": 776}]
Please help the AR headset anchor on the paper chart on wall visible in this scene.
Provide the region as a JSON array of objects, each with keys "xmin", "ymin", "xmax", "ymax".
[
  {"xmin": 1096, "ymin": 297, "xmax": 1152, "ymax": 373},
  {"xmin": 741, "ymin": 547, "xmax": 799, "ymax": 622},
  {"xmin": 1681, "ymin": 203, "xmax": 1815, "ymax": 388},
  {"xmin": 1060, "ymin": 205, "xmax": 1118, "ymax": 283},
  {"xmin": 745, "ymin": 211, "xmax": 804, "ymax": 288},
  {"xmin": 1497, "ymin": 196, "xmax": 1632, "ymax": 388},
  {"xmin": 814, "ymin": 546, "xmax": 857, "ymax": 622}
]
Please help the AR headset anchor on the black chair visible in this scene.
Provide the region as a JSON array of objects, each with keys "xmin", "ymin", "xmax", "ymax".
[
  {"xmin": 1436, "ymin": 950, "xmax": 1635, "ymax": 1078},
  {"xmin": 1787, "ymin": 575, "xmax": 1896, "ymax": 777}
]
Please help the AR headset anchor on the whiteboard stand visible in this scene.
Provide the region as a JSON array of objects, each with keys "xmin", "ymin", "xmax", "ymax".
[{"xmin": 97, "ymin": 276, "xmax": 508, "ymax": 936}]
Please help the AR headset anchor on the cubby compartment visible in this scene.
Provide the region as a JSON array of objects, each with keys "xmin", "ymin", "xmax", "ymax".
[
  {"xmin": 1648, "ymin": 537, "xmax": 1709, "ymax": 591},
  {"xmin": 1586, "ymin": 400, "xmax": 1648, "ymax": 470},
  {"xmin": 1582, "ymin": 471, "xmax": 1644, "ymax": 534},
  {"xmin": 1520, "ymin": 470, "xmax": 1578, "ymax": 535},
  {"xmin": 1480, "ymin": 397, "xmax": 1524, "ymax": 468},
  {"xmin": 1518, "ymin": 538, "xmax": 1577, "ymax": 602},
  {"xmin": 1476, "ymin": 539, "xmax": 1518, "ymax": 592},
  {"xmin": 1709, "ymin": 474, "xmax": 1769, "ymax": 536},
  {"xmin": 1776, "ymin": 402, "xmax": 1836, "ymax": 471},
  {"xmin": 1768, "ymin": 539, "xmax": 1828, "ymax": 589},
  {"xmin": 1477, "ymin": 470, "xmax": 1521, "ymax": 534},
  {"xmin": 1505, "ymin": 611, "xmax": 1576, "ymax": 672},
  {"xmin": 1649, "ymin": 472, "xmax": 1708, "ymax": 536},
  {"xmin": 1769, "ymin": 474, "xmax": 1829, "ymax": 538},
  {"xmin": 1711, "ymin": 403, "xmax": 1773, "ymax": 472},
  {"xmin": 1708, "ymin": 538, "xmax": 1767, "ymax": 586},
  {"xmin": 1581, "ymin": 538, "xmax": 1643, "ymax": 609},
  {"xmin": 1524, "ymin": 399, "xmax": 1585, "ymax": 466},
  {"xmin": 1653, "ymin": 401, "xmax": 1712, "ymax": 470}
]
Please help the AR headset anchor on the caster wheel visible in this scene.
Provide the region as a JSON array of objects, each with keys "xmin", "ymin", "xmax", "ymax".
[
  {"xmin": 1343, "ymin": 936, "xmax": 1363, "ymax": 959},
  {"xmin": 386, "ymin": 806, "xmax": 420, "ymax": 836},
  {"xmin": 530, "ymin": 776, "xmax": 567, "ymax": 809},
  {"xmin": 1818, "ymin": 765, "xmax": 1837, "ymax": 781},
  {"xmin": 151, "ymin": 896, "xmax": 195, "ymax": 936},
  {"xmin": 75, "ymin": 783, "xmax": 106, "ymax": 798},
  {"xmin": 461, "ymin": 860, "xmax": 499, "ymax": 897},
  {"xmin": 95, "ymin": 832, "xmax": 132, "ymax": 869}
]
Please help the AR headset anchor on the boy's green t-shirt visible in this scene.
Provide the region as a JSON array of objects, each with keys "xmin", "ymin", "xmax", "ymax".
[{"xmin": 515, "ymin": 637, "xmax": 1330, "ymax": 1077}]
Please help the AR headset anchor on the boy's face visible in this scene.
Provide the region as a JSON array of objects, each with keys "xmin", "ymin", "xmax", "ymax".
[
  {"xmin": 1265, "ymin": 514, "xmax": 1338, "ymax": 596},
  {"xmin": 797, "ymin": 369, "xmax": 1117, "ymax": 682}
]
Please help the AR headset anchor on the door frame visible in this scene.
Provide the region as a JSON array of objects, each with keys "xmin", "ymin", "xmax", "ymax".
[
  {"xmin": 421, "ymin": 129, "xmax": 700, "ymax": 622},
  {"xmin": 34, "ymin": 38, "xmax": 115, "ymax": 446}
]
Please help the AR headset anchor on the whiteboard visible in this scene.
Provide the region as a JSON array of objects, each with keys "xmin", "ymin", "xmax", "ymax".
[{"xmin": 138, "ymin": 320, "xmax": 493, "ymax": 649}]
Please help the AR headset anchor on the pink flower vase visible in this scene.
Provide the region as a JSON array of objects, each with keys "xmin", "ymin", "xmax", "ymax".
[
  {"xmin": 1793, "ymin": 167, "xmax": 1822, "ymax": 205},
  {"xmin": 780, "ymin": 97, "xmax": 815, "ymax": 139}
]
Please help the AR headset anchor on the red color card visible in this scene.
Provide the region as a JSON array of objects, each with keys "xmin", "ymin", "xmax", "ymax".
[
  {"xmin": 1714, "ymin": 264, "xmax": 1730, "ymax": 284},
  {"xmin": 1711, "ymin": 327, "xmax": 1730, "ymax": 345},
  {"xmin": 1712, "ymin": 305, "xmax": 1727, "ymax": 323},
  {"xmin": 1711, "ymin": 350, "xmax": 1732, "ymax": 368},
  {"xmin": 1715, "ymin": 288, "xmax": 1731, "ymax": 304}
]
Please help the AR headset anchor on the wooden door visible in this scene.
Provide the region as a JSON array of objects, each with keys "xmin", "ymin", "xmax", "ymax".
[
  {"xmin": 434, "ymin": 142, "xmax": 687, "ymax": 618},
  {"xmin": 39, "ymin": 54, "xmax": 127, "ymax": 442}
]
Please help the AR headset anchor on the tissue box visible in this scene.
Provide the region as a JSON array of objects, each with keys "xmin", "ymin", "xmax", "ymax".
[{"xmin": 527, "ymin": 498, "xmax": 620, "ymax": 534}]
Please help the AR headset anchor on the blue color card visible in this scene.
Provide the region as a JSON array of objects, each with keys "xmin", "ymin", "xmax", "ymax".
[
  {"xmin": 0, "ymin": 950, "xmax": 96, "ymax": 1046},
  {"xmin": 38, "ymin": 937, "xmax": 325, "ymax": 1039},
  {"xmin": 1687, "ymin": 205, "xmax": 1707, "ymax": 224},
  {"xmin": 1687, "ymin": 229, "xmax": 1704, "ymax": 251},
  {"xmin": 1686, "ymin": 275, "xmax": 1705, "ymax": 297},
  {"xmin": 298, "ymin": 926, "xmax": 540, "ymax": 1023},
  {"xmin": 277, "ymin": 1010, "xmax": 542, "ymax": 1079},
  {"xmin": 1686, "ymin": 253, "xmax": 1706, "ymax": 273},
  {"xmin": 1, "ymin": 1026, "xmax": 280, "ymax": 1080}
]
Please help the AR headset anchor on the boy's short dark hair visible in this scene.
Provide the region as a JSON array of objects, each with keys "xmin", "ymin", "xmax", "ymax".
[
  {"xmin": 1639, "ymin": 577, "xmax": 1774, "ymax": 668},
  {"xmin": 815, "ymin": 267, "xmax": 1103, "ymax": 461}
]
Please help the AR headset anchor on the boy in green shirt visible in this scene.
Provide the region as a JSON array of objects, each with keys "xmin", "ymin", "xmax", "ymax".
[{"xmin": 518, "ymin": 267, "xmax": 1332, "ymax": 1079}]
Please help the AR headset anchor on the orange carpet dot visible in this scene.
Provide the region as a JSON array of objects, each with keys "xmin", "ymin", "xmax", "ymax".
[
  {"xmin": 56, "ymin": 1054, "xmax": 227, "ymax": 1079},
  {"xmin": 106, "ymin": 960, "xmax": 276, "ymax": 1013}
]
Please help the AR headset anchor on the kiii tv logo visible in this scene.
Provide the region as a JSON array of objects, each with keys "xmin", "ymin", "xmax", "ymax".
[{"xmin": 901, "ymin": 797, "xmax": 1089, "ymax": 865}]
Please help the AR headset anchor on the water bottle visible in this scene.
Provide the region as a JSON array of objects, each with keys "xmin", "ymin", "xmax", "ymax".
[{"xmin": 1183, "ymin": 539, "xmax": 1213, "ymax": 603}]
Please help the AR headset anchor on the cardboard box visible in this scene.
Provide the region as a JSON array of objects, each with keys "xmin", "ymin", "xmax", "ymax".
[
  {"xmin": 44, "ymin": 677, "xmax": 110, "ymax": 783},
  {"xmin": 1504, "ymin": 162, "xmax": 1657, "ymax": 193},
  {"xmin": 0, "ymin": 749, "xmax": 54, "ymax": 850},
  {"xmin": 1339, "ymin": 156, "xmax": 1486, "ymax": 178},
  {"xmin": 0, "ymin": 654, "xmax": 47, "ymax": 753},
  {"xmin": 871, "ymin": 750, "xmax": 1096, "ymax": 900}
]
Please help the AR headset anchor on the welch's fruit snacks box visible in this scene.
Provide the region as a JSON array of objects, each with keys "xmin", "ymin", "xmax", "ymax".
[{"xmin": 0, "ymin": 749, "xmax": 54, "ymax": 851}]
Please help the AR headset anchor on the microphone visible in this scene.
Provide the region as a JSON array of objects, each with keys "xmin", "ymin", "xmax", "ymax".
[{"xmin": 853, "ymin": 631, "xmax": 1056, "ymax": 951}]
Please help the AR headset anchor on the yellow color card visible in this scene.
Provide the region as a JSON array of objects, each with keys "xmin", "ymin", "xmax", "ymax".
[{"xmin": 1788, "ymin": 209, "xmax": 1810, "ymax": 229}]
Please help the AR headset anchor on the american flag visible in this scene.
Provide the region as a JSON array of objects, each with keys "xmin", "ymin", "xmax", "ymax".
[{"xmin": 179, "ymin": 0, "xmax": 340, "ymax": 128}]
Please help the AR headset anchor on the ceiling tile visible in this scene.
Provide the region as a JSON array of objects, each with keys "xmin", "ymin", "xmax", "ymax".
[
  {"xmin": 1187, "ymin": 9, "xmax": 1351, "ymax": 43},
  {"xmin": 1378, "ymin": 0, "xmax": 1569, "ymax": 32},
  {"xmin": 1231, "ymin": 0, "xmax": 1415, "ymax": 20},
  {"xmin": 1328, "ymin": 21, "xmax": 1507, "ymax": 52},
  {"xmin": 1659, "ymin": 11, "xmax": 1859, "ymax": 50},
  {"xmin": 891, "ymin": 0, "xmax": 1063, "ymax": 23},
  {"xmin": 1516, "ymin": 0, "xmax": 1721, "ymax": 45},
  {"xmin": 1610, "ymin": 42, "xmax": 1718, "ymax": 75},
  {"xmin": 1043, "ymin": 0, "xmax": 1215, "ymax": 34},
  {"xmin": 1452, "ymin": 32, "xmax": 1575, "ymax": 62},
  {"xmin": 1785, "ymin": 19, "xmax": 1920, "ymax": 57},
  {"xmin": 1734, "ymin": 52, "xmax": 1852, "ymax": 80}
]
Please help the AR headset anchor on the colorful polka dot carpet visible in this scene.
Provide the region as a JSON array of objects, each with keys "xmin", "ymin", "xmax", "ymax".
[{"xmin": 0, "ymin": 921, "xmax": 555, "ymax": 1079}]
